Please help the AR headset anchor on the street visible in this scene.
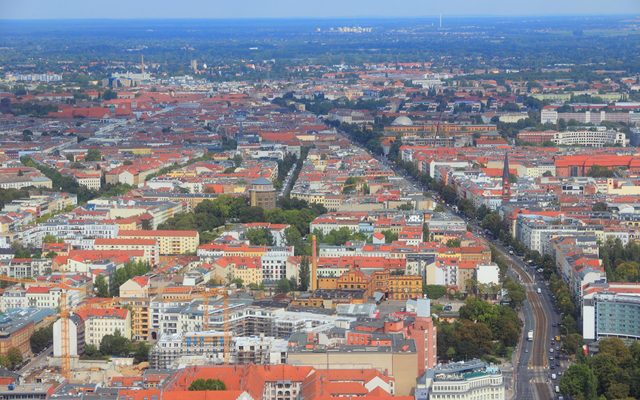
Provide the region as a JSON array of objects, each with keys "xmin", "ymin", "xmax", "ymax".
[{"xmin": 377, "ymin": 153, "xmax": 563, "ymax": 400}]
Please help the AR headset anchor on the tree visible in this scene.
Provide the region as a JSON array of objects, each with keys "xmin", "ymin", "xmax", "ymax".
[
  {"xmin": 30, "ymin": 324, "xmax": 53, "ymax": 353},
  {"xmin": 592, "ymin": 202, "xmax": 608, "ymax": 212},
  {"xmin": 560, "ymin": 364, "xmax": 598, "ymax": 400},
  {"xmin": 132, "ymin": 342, "xmax": 149, "ymax": 363},
  {"xmin": 587, "ymin": 165, "xmax": 614, "ymax": 178},
  {"xmin": 276, "ymin": 278, "xmax": 291, "ymax": 294},
  {"xmin": 99, "ymin": 330, "xmax": 131, "ymax": 357},
  {"xmin": 246, "ymin": 228, "xmax": 274, "ymax": 246},
  {"xmin": 83, "ymin": 344, "xmax": 102, "ymax": 358},
  {"xmin": 85, "ymin": 148, "xmax": 102, "ymax": 162},
  {"xmin": 446, "ymin": 238, "xmax": 461, "ymax": 248},
  {"xmin": 22, "ymin": 129, "xmax": 33, "ymax": 142},
  {"xmin": 481, "ymin": 212, "xmax": 504, "ymax": 237},
  {"xmin": 381, "ymin": 230, "xmax": 398, "ymax": 243},
  {"xmin": 43, "ymin": 234, "xmax": 61, "ymax": 244},
  {"xmin": 188, "ymin": 378, "xmax": 226, "ymax": 391},
  {"xmin": 423, "ymin": 284, "xmax": 446, "ymax": 299},
  {"xmin": 5, "ymin": 347, "xmax": 23, "ymax": 370},
  {"xmin": 95, "ymin": 275, "xmax": 110, "ymax": 298},
  {"xmin": 299, "ymin": 256, "xmax": 310, "ymax": 291},
  {"xmin": 232, "ymin": 154, "xmax": 243, "ymax": 167},
  {"xmin": 102, "ymin": 89, "xmax": 117, "ymax": 100},
  {"xmin": 562, "ymin": 333, "xmax": 583, "ymax": 355},
  {"xmin": 503, "ymin": 277, "xmax": 526, "ymax": 309}
]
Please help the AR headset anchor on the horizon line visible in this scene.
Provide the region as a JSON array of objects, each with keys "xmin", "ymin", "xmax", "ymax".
[{"xmin": 0, "ymin": 13, "xmax": 638, "ymax": 21}]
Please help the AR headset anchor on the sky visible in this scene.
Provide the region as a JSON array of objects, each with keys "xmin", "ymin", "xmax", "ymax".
[{"xmin": 0, "ymin": 0, "xmax": 639, "ymax": 19}]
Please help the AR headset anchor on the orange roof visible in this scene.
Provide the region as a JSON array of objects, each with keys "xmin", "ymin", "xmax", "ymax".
[
  {"xmin": 95, "ymin": 238, "xmax": 157, "ymax": 246},
  {"xmin": 76, "ymin": 307, "xmax": 129, "ymax": 321},
  {"xmin": 120, "ymin": 230, "xmax": 198, "ymax": 237}
]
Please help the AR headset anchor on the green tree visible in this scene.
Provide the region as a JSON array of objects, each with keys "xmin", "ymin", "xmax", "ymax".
[
  {"xmin": 102, "ymin": 89, "xmax": 117, "ymax": 100},
  {"xmin": 188, "ymin": 378, "xmax": 226, "ymax": 391},
  {"xmin": 503, "ymin": 277, "xmax": 526, "ymax": 309},
  {"xmin": 245, "ymin": 228, "xmax": 274, "ymax": 246},
  {"xmin": 99, "ymin": 330, "xmax": 131, "ymax": 357},
  {"xmin": 232, "ymin": 154, "xmax": 243, "ymax": 167},
  {"xmin": 276, "ymin": 277, "xmax": 291, "ymax": 294},
  {"xmin": 85, "ymin": 148, "xmax": 102, "ymax": 162},
  {"xmin": 95, "ymin": 275, "xmax": 110, "ymax": 298},
  {"xmin": 381, "ymin": 230, "xmax": 398, "ymax": 243},
  {"xmin": 5, "ymin": 347, "xmax": 23, "ymax": 370},
  {"xmin": 446, "ymin": 238, "xmax": 461, "ymax": 248},
  {"xmin": 423, "ymin": 284, "xmax": 446, "ymax": 299},
  {"xmin": 592, "ymin": 202, "xmax": 608, "ymax": 212},
  {"xmin": 562, "ymin": 333, "xmax": 583, "ymax": 355},
  {"xmin": 560, "ymin": 364, "xmax": 598, "ymax": 400},
  {"xmin": 132, "ymin": 342, "xmax": 150, "ymax": 363},
  {"xmin": 299, "ymin": 256, "xmax": 310, "ymax": 291},
  {"xmin": 30, "ymin": 324, "xmax": 53, "ymax": 353}
]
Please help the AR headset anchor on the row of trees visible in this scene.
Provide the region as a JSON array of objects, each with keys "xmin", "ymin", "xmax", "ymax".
[
  {"xmin": 600, "ymin": 238, "xmax": 640, "ymax": 282},
  {"xmin": 20, "ymin": 156, "xmax": 132, "ymax": 203},
  {"xmin": 0, "ymin": 188, "xmax": 30, "ymax": 208},
  {"xmin": 560, "ymin": 338, "xmax": 640, "ymax": 400}
]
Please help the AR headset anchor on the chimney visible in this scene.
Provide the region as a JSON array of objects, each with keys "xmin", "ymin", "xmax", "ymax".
[{"xmin": 311, "ymin": 235, "xmax": 318, "ymax": 291}]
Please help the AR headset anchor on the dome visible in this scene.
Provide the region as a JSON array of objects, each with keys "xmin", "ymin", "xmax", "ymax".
[{"xmin": 391, "ymin": 116, "xmax": 413, "ymax": 126}]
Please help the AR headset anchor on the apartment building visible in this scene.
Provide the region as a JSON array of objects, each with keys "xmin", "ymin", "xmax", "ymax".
[
  {"xmin": 582, "ymin": 282, "xmax": 640, "ymax": 341},
  {"xmin": 118, "ymin": 230, "xmax": 199, "ymax": 255},
  {"xmin": 75, "ymin": 308, "xmax": 131, "ymax": 347},
  {"xmin": 94, "ymin": 238, "xmax": 159, "ymax": 265}
]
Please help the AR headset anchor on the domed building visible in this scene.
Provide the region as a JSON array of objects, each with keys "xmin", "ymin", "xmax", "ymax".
[{"xmin": 391, "ymin": 116, "xmax": 413, "ymax": 126}]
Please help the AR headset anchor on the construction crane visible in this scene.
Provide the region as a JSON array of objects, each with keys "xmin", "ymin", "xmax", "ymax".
[
  {"xmin": 0, "ymin": 275, "xmax": 91, "ymax": 380},
  {"xmin": 196, "ymin": 287, "xmax": 230, "ymax": 364}
]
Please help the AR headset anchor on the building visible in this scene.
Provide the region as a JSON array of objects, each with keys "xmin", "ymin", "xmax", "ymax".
[
  {"xmin": 52, "ymin": 314, "xmax": 85, "ymax": 357},
  {"xmin": 287, "ymin": 332, "xmax": 418, "ymax": 395},
  {"xmin": 118, "ymin": 276, "xmax": 150, "ymax": 298},
  {"xmin": 582, "ymin": 282, "xmax": 640, "ymax": 341},
  {"xmin": 118, "ymin": 230, "xmax": 199, "ymax": 255},
  {"xmin": 0, "ymin": 308, "xmax": 55, "ymax": 357},
  {"xmin": 94, "ymin": 238, "xmax": 159, "ymax": 265},
  {"xmin": 551, "ymin": 128, "xmax": 627, "ymax": 147},
  {"xmin": 117, "ymin": 365, "xmax": 406, "ymax": 400},
  {"xmin": 249, "ymin": 177, "xmax": 277, "ymax": 210},
  {"xmin": 149, "ymin": 331, "xmax": 287, "ymax": 369},
  {"xmin": 75, "ymin": 308, "xmax": 131, "ymax": 347},
  {"xmin": 416, "ymin": 359, "xmax": 505, "ymax": 400}
]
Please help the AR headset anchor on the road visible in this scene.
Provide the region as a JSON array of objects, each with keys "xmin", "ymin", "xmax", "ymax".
[
  {"xmin": 19, "ymin": 345, "xmax": 52, "ymax": 379},
  {"xmin": 371, "ymin": 150, "xmax": 562, "ymax": 400}
]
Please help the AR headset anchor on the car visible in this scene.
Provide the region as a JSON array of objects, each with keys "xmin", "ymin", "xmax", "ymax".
[
  {"xmin": 549, "ymin": 356, "xmax": 554, "ymax": 361},
  {"xmin": 525, "ymin": 349, "xmax": 529, "ymax": 353},
  {"xmin": 552, "ymin": 322, "xmax": 557, "ymax": 327},
  {"xmin": 550, "ymin": 364, "xmax": 556, "ymax": 370},
  {"xmin": 550, "ymin": 348, "xmax": 554, "ymax": 353}
]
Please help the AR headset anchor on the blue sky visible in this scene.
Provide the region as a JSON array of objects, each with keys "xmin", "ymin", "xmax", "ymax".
[{"xmin": 1, "ymin": 0, "xmax": 639, "ymax": 19}]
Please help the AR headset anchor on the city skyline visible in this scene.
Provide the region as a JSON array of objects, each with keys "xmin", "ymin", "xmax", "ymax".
[{"xmin": 1, "ymin": 0, "xmax": 639, "ymax": 19}]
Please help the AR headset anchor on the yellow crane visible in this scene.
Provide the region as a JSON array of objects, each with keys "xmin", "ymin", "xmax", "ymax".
[{"xmin": 0, "ymin": 275, "xmax": 91, "ymax": 380}]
